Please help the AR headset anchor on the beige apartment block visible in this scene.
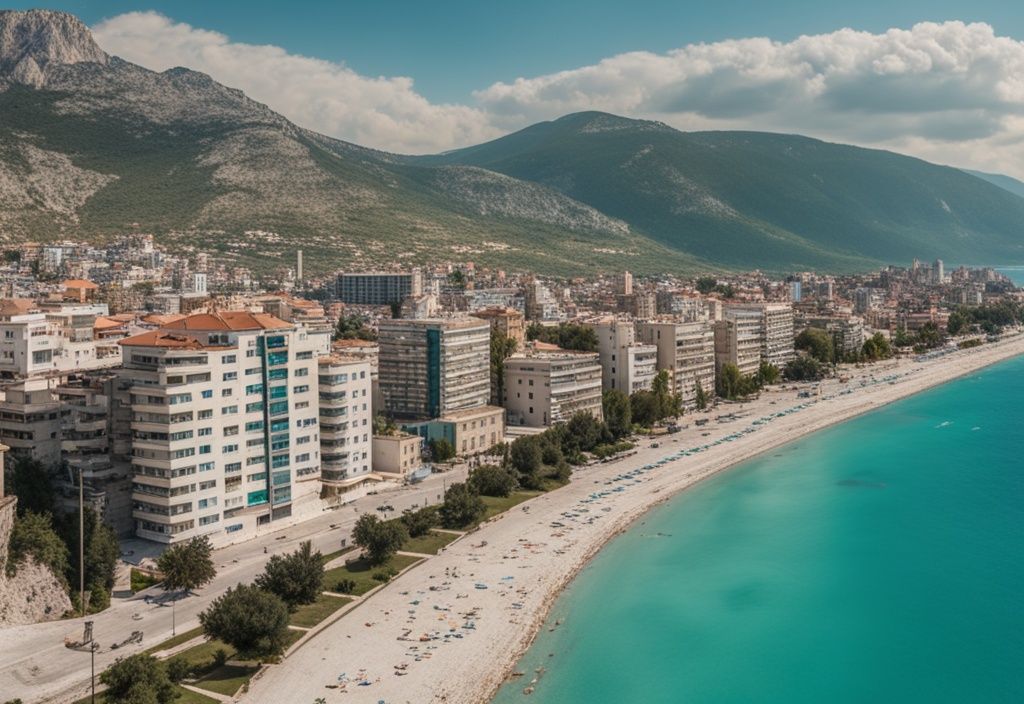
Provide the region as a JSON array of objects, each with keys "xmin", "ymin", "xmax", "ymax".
[
  {"xmin": 637, "ymin": 319, "xmax": 717, "ymax": 407},
  {"xmin": 503, "ymin": 350, "xmax": 603, "ymax": 427},
  {"xmin": 372, "ymin": 432, "xmax": 422, "ymax": 479}
]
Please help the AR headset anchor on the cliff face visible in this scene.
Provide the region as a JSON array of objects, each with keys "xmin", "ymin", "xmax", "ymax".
[
  {"xmin": 0, "ymin": 9, "xmax": 108, "ymax": 88},
  {"xmin": 0, "ymin": 498, "xmax": 72, "ymax": 626}
]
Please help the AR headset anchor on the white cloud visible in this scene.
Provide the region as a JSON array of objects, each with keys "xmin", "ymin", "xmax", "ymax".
[
  {"xmin": 475, "ymin": 21, "xmax": 1024, "ymax": 178},
  {"xmin": 93, "ymin": 14, "xmax": 1024, "ymax": 177},
  {"xmin": 92, "ymin": 12, "xmax": 500, "ymax": 154}
]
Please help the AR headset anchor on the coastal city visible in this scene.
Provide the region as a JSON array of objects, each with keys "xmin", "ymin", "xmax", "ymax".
[
  {"xmin": 0, "ymin": 233, "xmax": 1022, "ymax": 703},
  {"xmin": 2, "ymin": 4, "xmax": 1024, "ymax": 704}
]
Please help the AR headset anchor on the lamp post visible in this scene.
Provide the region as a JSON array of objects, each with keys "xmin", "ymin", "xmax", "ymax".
[
  {"xmin": 79, "ymin": 468, "xmax": 85, "ymax": 618},
  {"xmin": 172, "ymin": 592, "xmax": 176, "ymax": 636}
]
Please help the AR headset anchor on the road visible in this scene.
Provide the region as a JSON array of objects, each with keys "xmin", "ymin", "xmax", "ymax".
[{"xmin": 0, "ymin": 467, "xmax": 468, "ymax": 704}]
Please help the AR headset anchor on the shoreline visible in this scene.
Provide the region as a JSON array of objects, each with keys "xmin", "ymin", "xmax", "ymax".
[{"xmin": 241, "ymin": 334, "xmax": 1024, "ymax": 704}]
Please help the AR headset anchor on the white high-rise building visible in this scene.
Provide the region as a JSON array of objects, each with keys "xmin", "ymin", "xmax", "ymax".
[
  {"xmin": 637, "ymin": 320, "xmax": 716, "ymax": 407},
  {"xmin": 587, "ymin": 317, "xmax": 657, "ymax": 394},
  {"xmin": 120, "ymin": 311, "xmax": 330, "ymax": 544},
  {"xmin": 318, "ymin": 356, "xmax": 375, "ymax": 503},
  {"xmin": 503, "ymin": 350, "xmax": 603, "ymax": 427}
]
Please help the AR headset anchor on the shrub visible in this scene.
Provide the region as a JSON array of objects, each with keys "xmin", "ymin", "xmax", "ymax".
[
  {"xmin": 439, "ymin": 482, "xmax": 486, "ymax": 528},
  {"xmin": 352, "ymin": 514, "xmax": 408, "ymax": 565},
  {"xmin": 166, "ymin": 657, "xmax": 192, "ymax": 683},
  {"xmin": 199, "ymin": 583, "xmax": 291, "ymax": 657},
  {"xmin": 334, "ymin": 578, "xmax": 357, "ymax": 594},
  {"xmin": 467, "ymin": 465, "xmax": 518, "ymax": 497},
  {"xmin": 399, "ymin": 506, "xmax": 440, "ymax": 538},
  {"xmin": 255, "ymin": 540, "xmax": 324, "ymax": 608}
]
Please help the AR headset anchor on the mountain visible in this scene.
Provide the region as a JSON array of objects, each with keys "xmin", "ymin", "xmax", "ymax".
[
  {"xmin": 1, "ymin": 11, "xmax": 1022, "ymax": 276},
  {"xmin": 0, "ymin": 10, "xmax": 693, "ymax": 276},
  {"xmin": 417, "ymin": 112, "xmax": 1024, "ymax": 271},
  {"xmin": 963, "ymin": 169, "xmax": 1024, "ymax": 200}
]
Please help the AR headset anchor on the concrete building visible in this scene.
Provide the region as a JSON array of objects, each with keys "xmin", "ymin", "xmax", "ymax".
[
  {"xmin": 720, "ymin": 303, "xmax": 795, "ymax": 370},
  {"xmin": 503, "ymin": 350, "xmax": 603, "ymax": 427},
  {"xmin": 119, "ymin": 312, "xmax": 328, "ymax": 544},
  {"xmin": 403, "ymin": 405, "xmax": 505, "ymax": 458},
  {"xmin": 318, "ymin": 356, "xmax": 375, "ymax": 503},
  {"xmin": 714, "ymin": 309, "xmax": 763, "ymax": 377},
  {"xmin": 372, "ymin": 432, "xmax": 422, "ymax": 480},
  {"xmin": 637, "ymin": 320, "xmax": 716, "ymax": 408},
  {"xmin": 337, "ymin": 271, "xmax": 422, "ymax": 306},
  {"xmin": 587, "ymin": 317, "xmax": 658, "ymax": 394},
  {"xmin": 472, "ymin": 307, "xmax": 526, "ymax": 348},
  {"xmin": 378, "ymin": 318, "xmax": 490, "ymax": 419}
]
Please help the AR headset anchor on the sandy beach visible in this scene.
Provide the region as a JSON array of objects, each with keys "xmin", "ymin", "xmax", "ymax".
[{"xmin": 241, "ymin": 334, "xmax": 1024, "ymax": 704}]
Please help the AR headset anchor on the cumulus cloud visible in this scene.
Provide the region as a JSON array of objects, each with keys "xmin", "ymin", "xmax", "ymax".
[
  {"xmin": 92, "ymin": 11, "xmax": 500, "ymax": 153},
  {"xmin": 475, "ymin": 21, "xmax": 1024, "ymax": 177},
  {"xmin": 93, "ymin": 14, "xmax": 1024, "ymax": 177}
]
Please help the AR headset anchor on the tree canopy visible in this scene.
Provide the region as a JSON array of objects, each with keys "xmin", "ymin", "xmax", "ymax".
[
  {"xmin": 795, "ymin": 327, "xmax": 834, "ymax": 364},
  {"xmin": 468, "ymin": 465, "xmax": 518, "ymax": 498},
  {"xmin": 439, "ymin": 482, "xmax": 486, "ymax": 529},
  {"xmin": 333, "ymin": 314, "xmax": 377, "ymax": 341},
  {"xmin": 601, "ymin": 389, "xmax": 632, "ymax": 440},
  {"xmin": 526, "ymin": 322, "xmax": 598, "ymax": 352},
  {"xmin": 199, "ymin": 583, "xmax": 291, "ymax": 656},
  {"xmin": 99, "ymin": 654, "xmax": 177, "ymax": 704},
  {"xmin": 156, "ymin": 535, "xmax": 216, "ymax": 593},
  {"xmin": 352, "ymin": 513, "xmax": 408, "ymax": 565},
  {"xmin": 6, "ymin": 511, "xmax": 69, "ymax": 582},
  {"xmin": 255, "ymin": 540, "xmax": 324, "ymax": 608}
]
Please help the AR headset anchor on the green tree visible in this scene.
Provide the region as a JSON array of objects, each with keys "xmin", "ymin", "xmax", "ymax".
[
  {"xmin": 439, "ymin": 482, "xmax": 486, "ymax": 529},
  {"xmin": 795, "ymin": 327, "xmax": 834, "ymax": 364},
  {"xmin": 565, "ymin": 412, "xmax": 604, "ymax": 453},
  {"xmin": 893, "ymin": 328, "xmax": 913, "ymax": 347},
  {"xmin": 695, "ymin": 276, "xmax": 717, "ymax": 294},
  {"xmin": 333, "ymin": 314, "xmax": 377, "ymax": 341},
  {"xmin": 602, "ymin": 389, "xmax": 632, "ymax": 440},
  {"xmin": 947, "ymin": 310, "xmax": 968, "ymax": 336},
  {"xmin": 916, "ymin": 322, "xmax": 943, "ymax": 349},
  {"xmin": 352, "ymin": 514, "xmax": 408, "ymax": 565},
  {"xmin": 157, "ymin": 535, "xmax": 216, "ymax": 594},
  {"xmin": 61, "ymin": 508, "xmax": 120, "ymax": 606},
  {"xmin": 6, "ymin": 511, "xmax": 69, "ymax": 581},
  {"xmin": 526, "ymin": 322, "xmax": 598, "ymax": 352},
  {"xmin": 861, "ymin": 332, "xmax": 893, "ymax": 361},
  {"xmin": 199, "ymin": 583, "xmax": 291, "ymax": 657},
  {"xmin": 468, "ymin": 465, "xmax": 518, "ymax": 498},
  {"xmin": 99, "ymin": 654, "xmax": 177, "ymax": 704},
  {"xmin": 784, "ymin": 356, "xmax": 824, "ymax": 381},
  {"xmin": 694, "ymin": 381, "xmax": 709, "ymax": 411},
  {"xmin": 490, "ymin": 329, "xmax": 518, "ymax": 404},
  {"xmin": 509, "ymin": 436, "xmax": 542, "ymax": 476},
  {"xmin": 399, "ymin": 506, "xmax": 440, "ymax": 538},
  {"xmin": 757, "ymin": 361, "xmax": 780, "ymax": 385},
  {"xmin": 429, "ymin": 437, "xmax": 455, "ymax": 462},
  {"xmin": 255, "ymin": 540, "xmax": 324, "ymax": 608},
  {"xmin": 372, "ymin": 413, "xmax": 397, "ymax": 436},
  {"xmin": 7, "ymin": 457, "xmax": 55, "ymax": 516}
]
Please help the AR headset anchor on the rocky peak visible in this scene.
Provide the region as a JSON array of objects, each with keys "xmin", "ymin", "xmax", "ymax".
[{"xmin": 0, "ymin": 9, "xmax": 108, "ymax": 87}]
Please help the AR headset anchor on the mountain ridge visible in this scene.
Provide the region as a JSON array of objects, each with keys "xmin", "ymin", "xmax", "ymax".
[{"xmin": 0, "ymin": 10, "xmax": 1022, "ymax": 275}]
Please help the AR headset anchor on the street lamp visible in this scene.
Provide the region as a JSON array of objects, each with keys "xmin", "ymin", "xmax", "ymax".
[
  {"xmin": 172, "ymin": 591, "xmax": 176, "ymax": 636},
  {"xmin": 79, "ymin": 468, "xmax": 85, "ymax": 618}
]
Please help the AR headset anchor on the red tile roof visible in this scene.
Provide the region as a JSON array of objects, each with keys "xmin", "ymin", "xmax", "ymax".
[{"xmin": 162, "ymin": 311, "xmax": 291, "ymax": 332}]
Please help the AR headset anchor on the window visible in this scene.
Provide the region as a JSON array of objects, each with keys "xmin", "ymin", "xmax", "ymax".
[
  {"xmin": 169, "ymin": 393, "xmax": 192, "ymax": 405},
  {"xmin": 268, "ymin": 368, "xmax": 288, "ymax": 381},
  {"xmin": 246, "ymin": 402, "xmax": 264, "ymax": 413},
  {"xmin": 223, "ymin": 444, "xmax": 238, "ymax": 453},
  {"xmin": 296, "ymin": 453, "xmax": 311, "ymax": 463},
  {"xmin": 293, "ymin": 385, "xmax": 309, "ymax": 394},
  {"xmin": 269, "ymin": 401, "xmax": 288, "ymax": 416},
  {"xmin": 199, "ymin": 481, "xmax": 217, "ymax": 491},
  {"xmin": 198, "ymin": 427, "xmax": 212, "ymax": 437},
  {"xmin": 267, "ymin": 350, "xmax": 288, "ymax": 366},
  {"xmin": 224, "ymin": 425, "xmax": 239, "ymax": 436},
  {"xmin": 296, "ymin": 351, "xmax": 313, "ymax": 360},
  {"xmin": 223, "ymin": 371, "xmax": 238, "ymax": 381},
  {"xmin": 199, "ymin": 462, "xmax": 215, "ymax": 472},
  {"xmin": 246, "ymin": 489, "xmax": 268, "ymax": 507},
  {"xmin": 247, "ymin": 455, "xmax": 265, "ymax": 467},
  {"xmin": 225, "ymin": 462, "xmax": 241, "ymax": 473},
  {"xmin": 222, "ymin": 405, "xmax": 238, "ymax": 415},
  {"xmin": 198, "ymin": 409, "xmax": 213, "ymax": 420},
  {"xmin": 245, "ymin": 420, "xmax": 264, "ymax": 432},
  {"xmin": 222, "ymin": 354, "xmax": 236, "ymax": 364},
  {"xmin": 295, "ymin": 367, "xmax": 308, "ymax": 377},
  {"xmin": 199, "ymin": 445, "xmax": 211, "ymax": 454},
  {"xmin": 246, "ymin": 383, "xmax": 263, "ymax": 395},
  {"xmin": 265, "ymin": 335, "xmax": 287, "ymax": 349},
  {"xmin": 247, "ymin": 438, "xmax": 263, "ymax": 448},
  {"xmin": 269, "ymin": 385, "xmax": 288, "ymax": 399},
  {"xmin": 245, "ymin": 366, "xmax": 261, "ymax": 375},
  {"xmin": 221, "ymin": 388, "xmax": 233, "ymax": 397},
  {"xmin": 171, "ymin": 447, "xmax": 196, "ymax": 459},
  {"xmin": 201, "ymin": 390, "xmax": 213, "ymax": 399},
  {"xmin": 271, "ymin": 455, "xmax": 290, "ymax": 469}
]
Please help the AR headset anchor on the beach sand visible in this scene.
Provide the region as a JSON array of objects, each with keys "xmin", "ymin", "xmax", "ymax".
[{"xmin": 241, "ymin": 335, "xmax": 1024, "ymax": 704}]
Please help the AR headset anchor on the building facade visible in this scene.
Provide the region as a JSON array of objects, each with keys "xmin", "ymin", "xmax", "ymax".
[
  {"xmin": 503, "ymin": 351, "xmax": 603, "ymax": 427},
  {"xmin": 318, "ymin": 356, "xmax": 374, "ymax": 502},
  {"xmin": 337, "ymin": 271, "xmax": 422, "ymax": 306},
  {"xmin": 637, "ymin": 320, "xmax": 716, "ymax": 407}
]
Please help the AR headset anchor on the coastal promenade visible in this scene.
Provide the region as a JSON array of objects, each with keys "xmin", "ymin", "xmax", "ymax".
[{"xmin": 241, "ymin": 333, "xmax": 1024, "ymax": 704}]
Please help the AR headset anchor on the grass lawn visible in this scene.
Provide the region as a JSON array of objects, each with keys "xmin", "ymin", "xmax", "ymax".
[
  {"xmin": 322, "ymin": 553, "xmax": 422, "ymax": 596},
  {"xmin": 192, "ymin": 663, "xmax": 260, "ymax": 697},
  {"xmin": 479, "ymin": 490, "xmax": 544, "ymax": 522},
  {"xmin": 402, "ymin": 529, "xmax": 458, "ymax": 555},
  {"xmin": 130, "ymin": 568, "xmax": 161, "ymax": 593},
  {"xmin": 74, "ymin": 685, "xmax": 218, "ymax": 704},
  {"xmin": 168, "ymin": 637, "xmax": 238, "ymax": 673},
  {"xmin": 142, "ymin": 625, "xmax": 205, "ymax": 655},
  {"xmin": 320, "ymin": 544, "xmax": 358, "ymax": 564},
  {"xmin": 289, "ymin": 593, "xmax": 353, "ymax": 628}
]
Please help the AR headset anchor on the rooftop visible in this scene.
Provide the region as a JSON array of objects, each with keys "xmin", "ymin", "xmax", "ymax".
[
  {"xmin": 118, "ymin": 330, "xmax": 230, "ymax": 350},
  {"xmin": 162, "ymin": 311, "xmax": 291, "ymax": 332}
]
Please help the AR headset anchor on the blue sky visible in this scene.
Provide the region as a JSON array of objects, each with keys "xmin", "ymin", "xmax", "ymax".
[
  {"xmin": 9, "ymin": 2, "xmax": 1024, "ymax": 177},
  {"xmin": 15, "ymin": 0, "xmax": 1024, "ymax": 102}
]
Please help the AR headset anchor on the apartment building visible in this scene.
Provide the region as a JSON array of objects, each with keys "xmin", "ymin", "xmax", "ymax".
[
  {"xmin": 503, "ymin": 350, "xmax": 603, "ymax": 427},
  {"xmin": 318, "ymin": 356, "xmax": 374, "ymax": 502},
  {"xmin": 403, "ymin": 404, "xmax": 506, "ymax": 457},
  {"xmin": 718, "ymin": 303, "xmax": 795, "ymax": 371},
  {"xmin": 332, "ymin": 339, "xmax": 381, "ymax": 411},
  {"xmin": 120, "ymin": 312, "xmax": 328, "ymax": 544},
  {"xmin": 714, "ymin": 308, "xmax": 763, "ymax": 377},
  {"xmin": 472, "ymin": 307, "xmax": 526, "ymax": 347},
  {"xmin": 378, "ymin": 318, "xmax": 490, "ymax": 419},
  {"xmin": 588, "ymin": 317, "xmax": 658, "ymax": 394},
  {"xmin": 337, "ymin": 271, "xmax": 422, "ymax": 306},
  {"xmin": 637, "ymin": 320, "xmax": 716, "ymax": 408},
  {"xmin": 372, "ymin": 432, "xmax": 422, "ymax": 479}
]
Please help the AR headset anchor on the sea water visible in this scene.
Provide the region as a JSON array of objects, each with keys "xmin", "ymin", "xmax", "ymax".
[{"xmin": 492, "ymin": 355, "xmax": 1024, "ymax": 704}]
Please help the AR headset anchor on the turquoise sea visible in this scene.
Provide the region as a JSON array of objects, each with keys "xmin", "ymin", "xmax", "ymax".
[
  {"xmin": 493, "ymin": 355, "xmax": 1024, "ymax": 704},
  {"xmin": 998, "ymin": 267, "xmax": 1024, "ymax": 286}
]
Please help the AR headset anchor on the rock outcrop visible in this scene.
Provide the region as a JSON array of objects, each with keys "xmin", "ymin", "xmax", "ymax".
[
  {"xmin": 0, "ymin": 498, "xmax": 72, "ymax": 626},
  {"xmin": 0, "ymin": 9, "xmax": 108, "ymax": 88}
]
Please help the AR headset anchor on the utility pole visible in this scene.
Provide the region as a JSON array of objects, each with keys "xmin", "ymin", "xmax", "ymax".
[
  {"xmin": 79, "ymin": 467, "xmax": 85, "ymax": 618},
  {"xmin": 172, "ymin": 592, "xmax": 176, "ymax": 636}
]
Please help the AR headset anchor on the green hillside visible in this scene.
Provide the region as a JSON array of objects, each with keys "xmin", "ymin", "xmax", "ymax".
[{"xmin": 418, "ymin": 112, "xmax": 1024, "ymax": 271}]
